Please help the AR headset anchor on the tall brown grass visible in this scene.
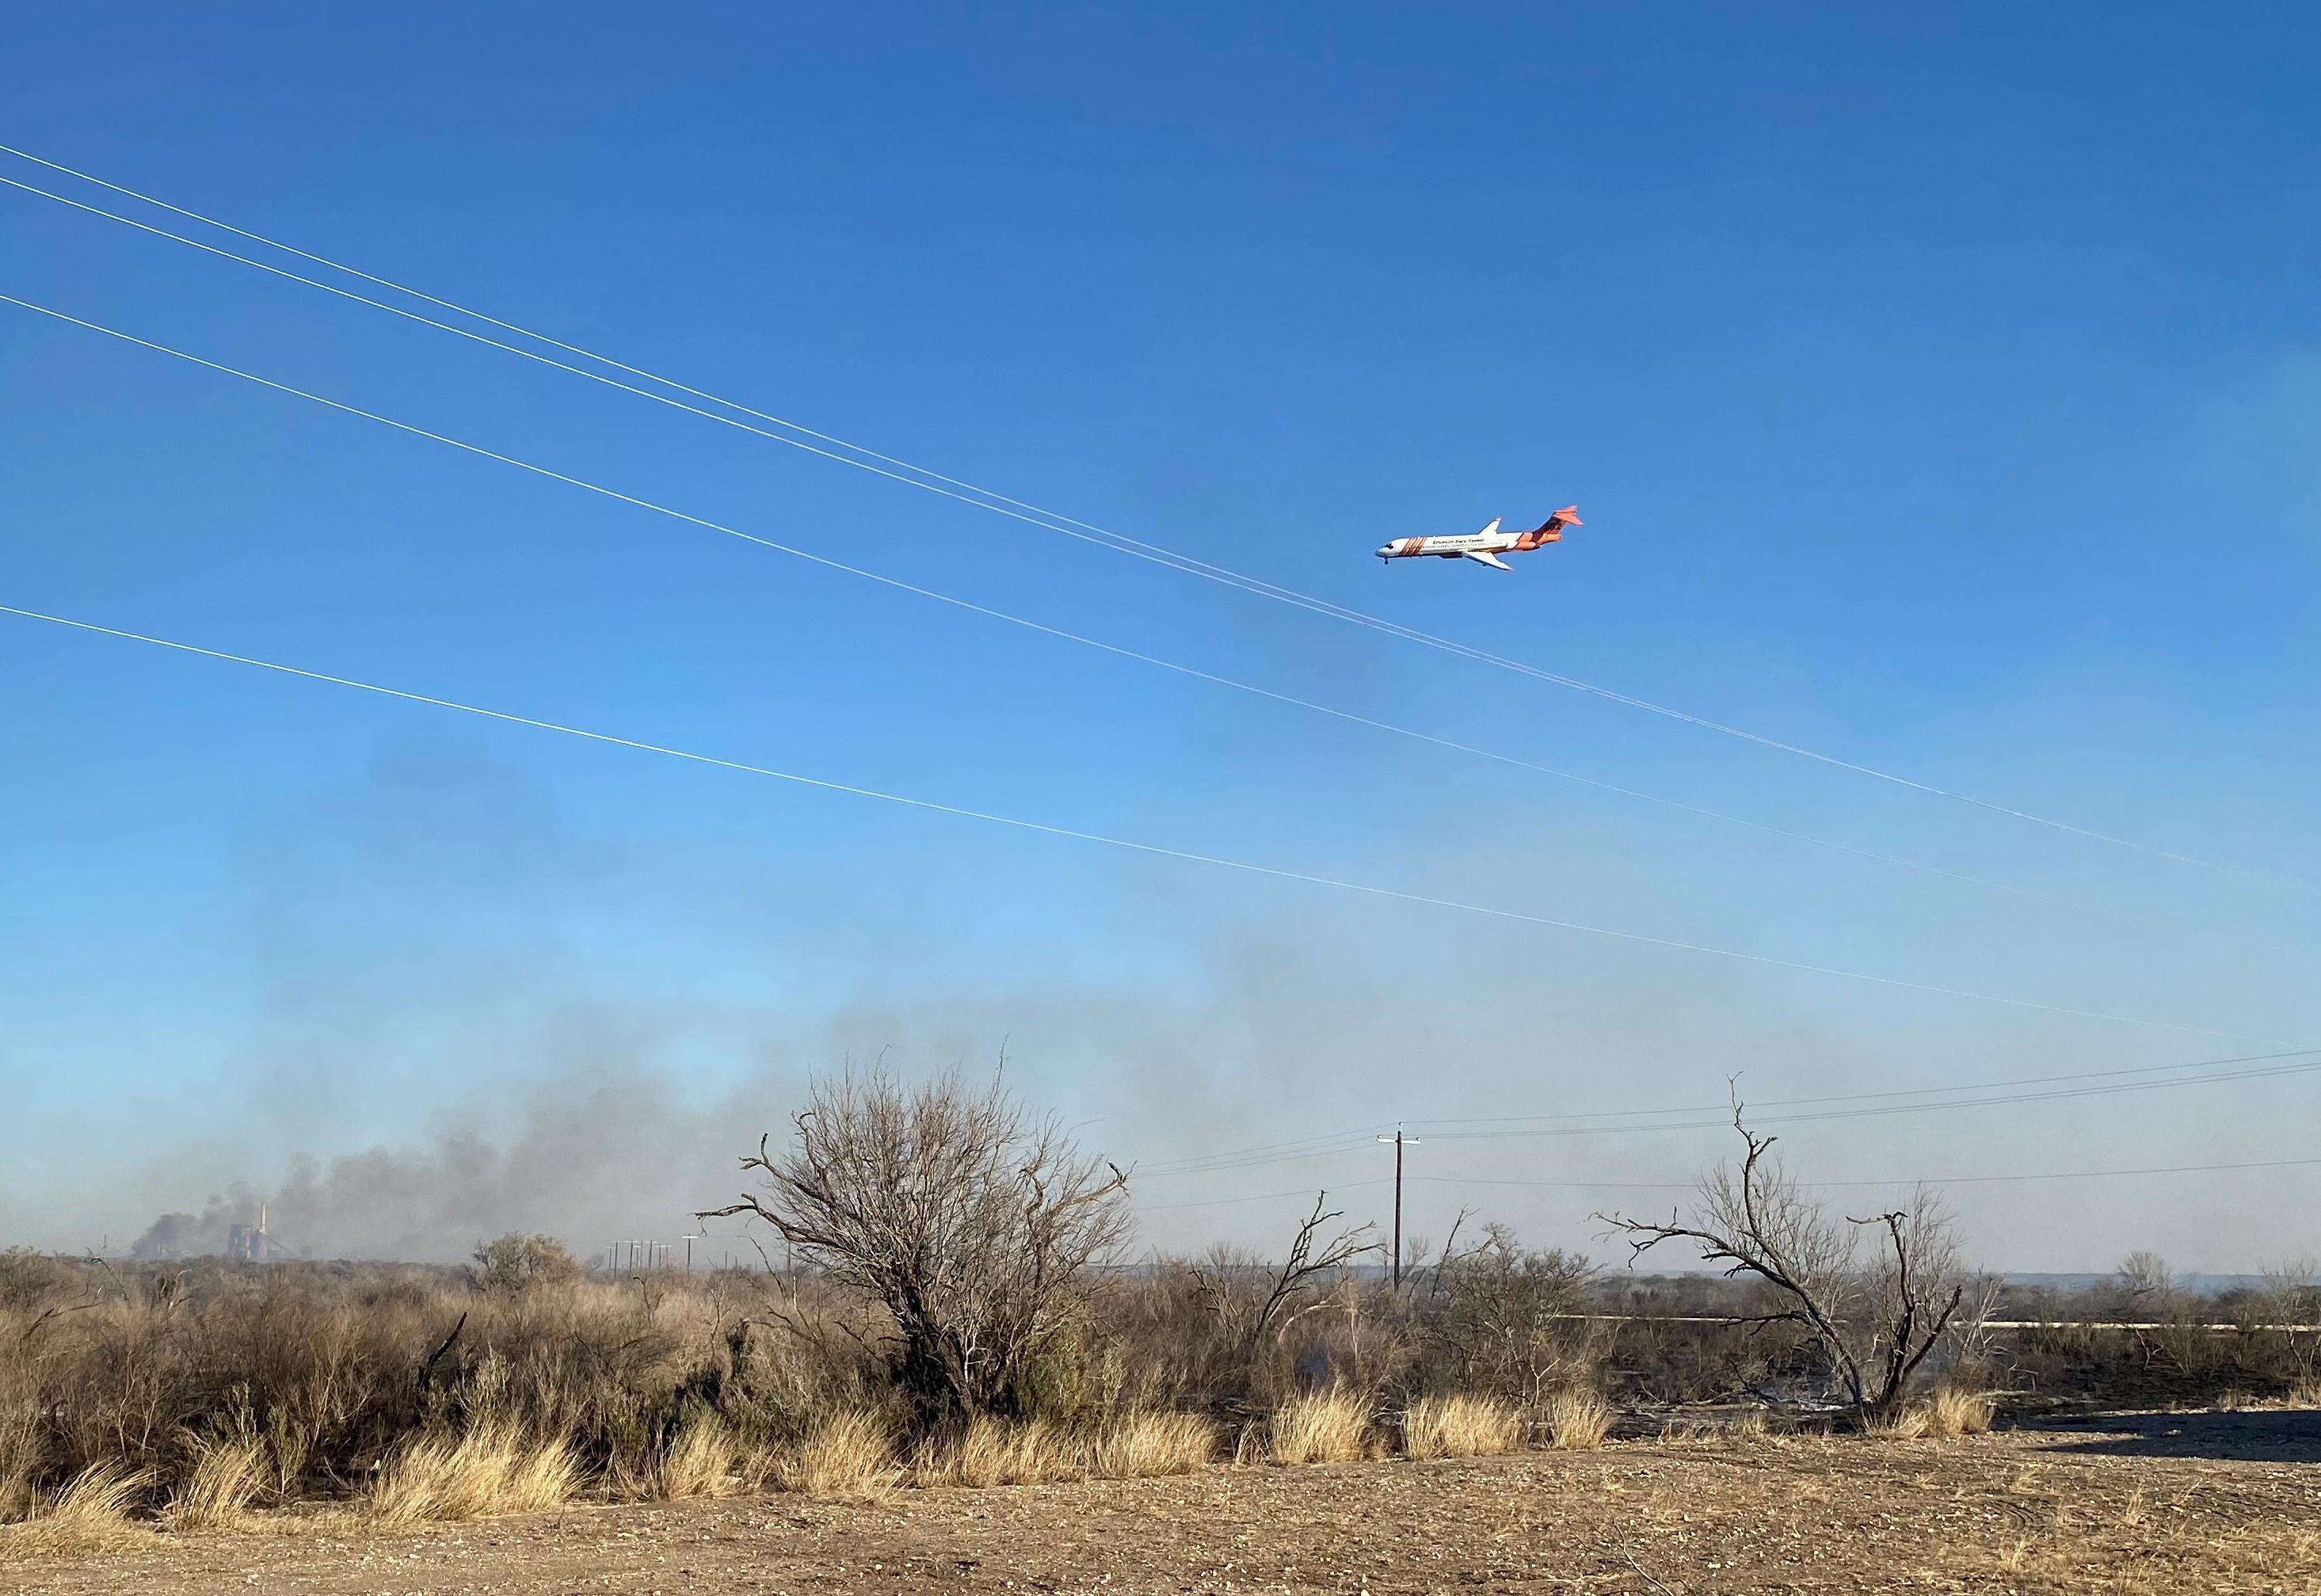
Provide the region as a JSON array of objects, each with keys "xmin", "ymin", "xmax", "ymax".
[
  {"xmin": 1869, "ymin": 1388, "xmax": 1994, "ymax": 1442},
  {"xmin": 637, "ymin": 1410, "xmax": 744, "ymax": 1500},
  {"xmin": 365, "ymin": 1425, "xmax": 582, "ymax": 1525},
  {"xmin": 773, "ymin": 1409, "xmax": 900, "ymax": 1499},
  {"xmin": 909, "ymin": 1410, "xmax": 1218, "ymax": 1488},
  {"xmin": 1920, "ymin": 1388, "xmax": 1995, "ymax": 1438},
  {"xmin": 1267, "ymin": 1388, "xmax": 1375, "ymax": 1465},
  {"xmin": 0, "ymin": 1258, "xmax": 896, "ymax": 1523},
  {"xmin": 166, "ymin": 1433, "xmax": 265, "ymax": 1529},
  {"xmin": 0, "ymin": 1463, "xmax": 152, "ymax": 1562},
  {"xmin": 1541, "ymin": 1388, "xmax": 1612, "ymax": 1451},
  {"xmin": 0, "ymin": 1238, "xmax": 1620, "ymax": 1526},
  {"xmin": 915, "ymin": 1417, "xmax": 1079, "ymax": 1487},
  {"xmin": 1402, "ymin": 1394, "xmax": 1524, "ymax": 1460},
  {"xmin": 1090, "ymin": 1410, "xmax": 1214, "ymax": 1478}
]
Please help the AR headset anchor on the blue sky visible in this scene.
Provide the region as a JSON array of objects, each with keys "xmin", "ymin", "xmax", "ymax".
[{"xmin": 2, "ymin": 3, "xmax": 2315, "ymax": 1267}]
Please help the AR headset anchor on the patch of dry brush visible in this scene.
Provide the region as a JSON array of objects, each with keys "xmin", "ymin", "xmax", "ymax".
[
  {"xmin": 366, "ymin": 1425, "xmax": 583, "ymax": 1526},
  {"xmin": 1267, "ymin": 1388, "xmax": 1376, "ymax": 1465},
  {"xmin": 1401, "ymin": 1394, "xmax": 1523, "ymax": 1459},
  {"xmin": 0, "ymin": 1464, "xmax": 152, "ymax": 1564}
]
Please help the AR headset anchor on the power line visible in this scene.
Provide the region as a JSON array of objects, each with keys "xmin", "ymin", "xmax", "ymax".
[
  {"xmin": 1413, "ymin": 1154, "xmax": 2321, "ymax": 1194},
  {"xmin": 1141, "ymin": 1044, "xmax": 2321, "ymax": 1172},
  {"xmin": 1134, "ymin": 1177, "xmax": 1397, "ymax": 1214},
  {"xmin": 1128, "ymin": 1049, "xmax": 2321, "ymax": 1177},
  {"xmin": 1429, "ymin": 1057, "xmax": 2321, "ymax": 1141},
  {"xmin": 0, "ymin": 597, "xmax": 2290, "ymax": 1049},
  {"xmin": 8, "ymin": 286, "xmax": 2271, "ymax": 963},
  {"xmin": 6, "ymin": 288, "xmax": 2301, "ymax": 1039},
  {"xmin": 1133, "ymin": 1122, "xmax": 1399, "ymax": 1174},
  {"xmin": 1130, "ymin": 1154, "xmax": 2321, "ymax": 1215},
  {"xmin": 0, "ymin": 143, "xmax": 2281, "ymax": 889},
  {"xmin": 1404, "ymin": 1044, "xmax": 2321, "ymax": 1128},
  {"xmin": 6, "ymin": 181, "xmax": 2288, "ymax": 957}
]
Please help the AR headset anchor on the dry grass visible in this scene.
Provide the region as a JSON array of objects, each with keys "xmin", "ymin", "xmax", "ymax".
[
  {"xmin": 774, "ymin": 1409, "xmax": 900, "ymax": 1500},
  {"xmin": 0, "ymin": 1462, "xmax": 152, "ymax": 1562},
  {"xmin": 2205, "ymin": 1378, "xmax": 2321, "ymax": 1413},
  {"xmin": 1090, "ymin": 1410, "xmax": 1214, "ymax": 1478},
  {"xmin": 165, "ymin": 1433, "xmax": 265, "ymax": 1529},
  {"xmin": 1920, "ymin": 1387, "xmax": 1995, "ymax": 1437},
  {"xmin": 1267, "ymin": 1388, "xmax": 1375, "ymax": 1465},
  {"xmin": 640, "ymin": 1411, "xmax": 742, "ymax": 1500},
  {"xmin": 0, "ymin": 1258, "xmax": 892, "ymax": 1521},
  {"xmin": 915, "ymin": 1417, "xmax": 1080, "ymax": 1488},
  {"xmin": 16, "ymin": 1240, "xmax": 2307, "ymax": 1541},
  {"xmin": 910, "ymin": 1411, "xmax": 1216, "ymax": 1488},
  {"xmin": 364, "ymin": 1425, "xmax": 582, "ymax": 1526},
  {"xmin": 1401, "ymin": 1394, "xmax": 1524, "ymax": 1460},
  {"xmin": 1872, "ymin": 1388, "xmax": 1995, "ymax": 1441},
  {"xmin": 1984, "ymin": 1506, "xmax": 2321, "ymax": 1595},
  {"xmin": 0, "ymin": 1405, "xmax": 39, "ymax": 1525},
  {"xmin": 1869, "ymin": 1406, "xmax": 1930, "ymax": 1439},
  {"xmin": 1541, "ymin": 1387, "xmax": 1612, "ymax": 1451}
]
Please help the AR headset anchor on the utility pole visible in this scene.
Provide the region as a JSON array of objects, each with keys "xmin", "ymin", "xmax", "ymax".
[{"xmin": 1376, "ymin": 1126, "xmax": 1420, "ymax": 1288}]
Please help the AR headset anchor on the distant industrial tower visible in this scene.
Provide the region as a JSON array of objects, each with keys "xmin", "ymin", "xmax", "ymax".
[{"xmin": 226, "ymin": 1203, "xmax": 273, "ymax": 1262}]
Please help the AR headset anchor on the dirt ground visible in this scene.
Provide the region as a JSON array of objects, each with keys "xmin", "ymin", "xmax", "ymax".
[{"xmin": 10, "ymin": 1415, "xmax": 2319, "ymax": 1595}]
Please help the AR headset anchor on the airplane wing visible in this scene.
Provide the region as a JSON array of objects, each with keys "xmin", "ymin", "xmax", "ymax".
[{"xmin": 1464, "ymin": 550, "xmax": 1513, "ymax": 571}]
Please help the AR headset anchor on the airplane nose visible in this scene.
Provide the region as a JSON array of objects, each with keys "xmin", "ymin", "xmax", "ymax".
[{"xmin": 1375, "ymin": 545, "xmax": 1393, "ymax": 558}]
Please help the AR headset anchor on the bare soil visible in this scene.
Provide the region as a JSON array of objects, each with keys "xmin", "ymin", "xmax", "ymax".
[{"xmin": 10, "ymin": 1415, "xmax": 2319, "ymax": 1595}]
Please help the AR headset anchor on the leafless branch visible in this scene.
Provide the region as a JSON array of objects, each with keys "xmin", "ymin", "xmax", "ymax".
[{"xmin": 1595, "ymin": 1091, "xmax": 1969, "ymax": 1422}]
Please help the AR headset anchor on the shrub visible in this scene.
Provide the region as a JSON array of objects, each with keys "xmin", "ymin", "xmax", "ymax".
[
  {"xmin": 1427, "ymin": 1225, "xmax": 1601, "ymax": 1408},
  {"xmin": 469, "ymin": 1234, "xmax": 584, "ymax": 1293},
  {"xmin": 703, "ymin": 1066, "xmax": 1131, "ymax": 1428}
]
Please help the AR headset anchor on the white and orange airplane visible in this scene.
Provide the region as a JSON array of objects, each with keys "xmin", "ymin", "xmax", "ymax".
[{"xmin": 1375, "ymin": 505, "xmax": 1581, "ymax": 571}]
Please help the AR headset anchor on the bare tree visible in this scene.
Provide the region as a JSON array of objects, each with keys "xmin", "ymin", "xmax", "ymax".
[
  {"xmin": 1596, "ymin": 1100, "xmax": 1966, "ymax": 1424},
  {"xmin": 1192, "ymin": 1193, "xmax": 1376, "ymax": 1351},
  {"xmin": 699, "ymin": 1065, "xmax": 1130, "ymax": 1424},
  {"xmin": 2254, "ymin": 1255, "xmax": 2320, "ymax": 1389},
  {"xmin": 2113, "ymin": 1251, "xmax": 2176, "ymax": 1312}
]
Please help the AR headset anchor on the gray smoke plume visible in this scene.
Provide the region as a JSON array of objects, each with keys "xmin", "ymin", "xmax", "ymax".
[{"xmin": 13, "ymin": 737, "xmax": 2313, "ymax": 1273}]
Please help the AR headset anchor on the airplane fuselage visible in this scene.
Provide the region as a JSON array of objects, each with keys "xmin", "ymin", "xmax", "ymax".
[
  {"xmin": 1379, "ymin": 531, "xmax": 1513, "ymax": 559},
  {"xmin": 1376, "ymin": 509, "xmax": 1580, "ymax": 571}
]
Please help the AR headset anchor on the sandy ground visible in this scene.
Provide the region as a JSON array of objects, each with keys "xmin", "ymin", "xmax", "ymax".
[{"xmin": 9, "ymin": 1415, "xmax": 2319, "ymax": 1595}]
